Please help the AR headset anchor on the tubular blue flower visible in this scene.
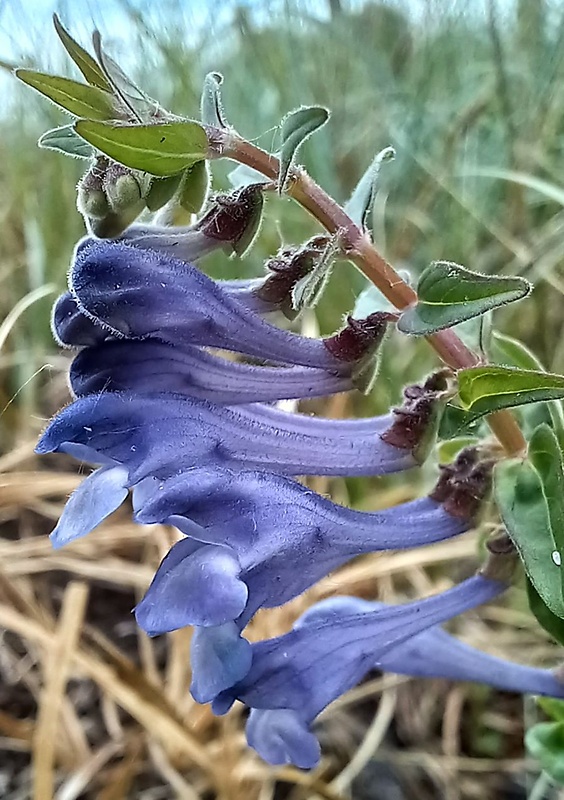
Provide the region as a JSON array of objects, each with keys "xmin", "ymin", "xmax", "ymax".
[
  {"xmin": 132, "ymin": 455, "xmax": 490, "ymax": 700},
  {"xmin": 52, "ymin": 292, "xmax": 107, "ymax": 348},
  {"xmin": 36, "ymin": 391, "xmax": 422, "ymax": 482},
  {"xmin": 133, "ymin": 455, "xmax": 489, "ymax": 635},
  {"xmin": 69, "ymin": 239, "xmax": 387, "ymax": 370},
  {"xmin": 68, "ymin": 340, "xmax": 353, "ymax": 404},
  {"xmin": 211, "ymin": 575, "xmax": 507, "ymax": 768},
  {"xmin": 299, "ymin": 596, "xmax": 564, "ymax": 697}
]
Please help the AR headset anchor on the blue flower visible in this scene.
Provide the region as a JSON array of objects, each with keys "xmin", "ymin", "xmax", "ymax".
[
  {"xmin": 131, "ymin": 455, "xmax": 489, "ymax": 700},
  {"xmin": 209, "ymin": 574, "xmax": 564, "ymax": 769},
  {"xmin": 68, "ymin": 239, "xmax": 385, "ymax": 370}
]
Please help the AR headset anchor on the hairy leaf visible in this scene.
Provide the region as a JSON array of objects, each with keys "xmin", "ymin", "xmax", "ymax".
[
  {"xmin": 15, "ymin": 69, "xmax": 115, "ymax": 120},
  {"xmin": 495, "ymin": 455, "xmax": 564, "ymax": 617},
  {"xmin": 278, "ymin": 105, "xmax": 329, "ymax": 192},
  {"xmin": 458, "ymin": 366, "xmax": 564, "ymax": 419},
  {"xmin": 201, "ymin": 72, "xmax": 227, "ymax": 128},
  {"xmin": 52, "ymin": 14, "xmax": 111, "ymax": 92},
  {"xmin": 74, "ymin": 120, "xmax": 208, "ymax": 176},
  {"xmin": 145, "ymin": 174, "xmax": 183, "ymax": 212},
  {"xmin": 397, "ymin": 261, "xmax": 532, "ymax": 336},
  {"xmin": 38, "ymin": 125, "xmax": 94, "ymax": 158},
  {"xmin": 344, "ymin": 146, "xmax": 395, "ymax": 229},
  {"xmin": 527, "ymin": 580, "xmax": 564, "ymax": 647}
]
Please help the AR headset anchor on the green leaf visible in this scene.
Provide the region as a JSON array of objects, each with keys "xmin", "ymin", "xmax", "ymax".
[
  {"xmin": 344, "ymin": 146, "xmax": 395, "ymax": 229},
  {"xmin": 278, "ymin": 105, "xmax": 329, "ymax": 193},
  {"xmin": 397, "ymin": 261, "xmax": 532, "ymax": 336},
  {"xmin": 200, "ymin": 72, "xmax": 227, "ymax": 128},
  {"xmin": 177, "ymin": 160, "xmax": 210, "ymax": 214},
  {"xmin": 73, "ymin": 120, "xmax": 208, "ymax": 177},
  {"xmin": 538, "ymin": 695, "xmax": 564, "ymax": 723},
  {"xmin": 15, "ymin": 69, "xmax": 115, "ymax": 120},
  {"xmin": 145, "ymin": 174, "xmax": 183, "ymax": 212},
  {"xmin": 38, "ymin": 124, "xmax": 94, "ymax": 158},
  {"xmin": 494, "ymin": 456, "xmax": 564, "ymax": 617},
  {"xmin": 529, "ymin": 424, "xmax": 564, "ymax": 557},
  {"xmin": 52, "ymin": 14, "xmax": 111, "ymax": 92},
  {"xmin": 91, "ymin": 30, "xmax": 160, "ymax": 119},
  {"xmin": 526, "ymin": 722, "xmax": 564, "ymax": 784},
  {"xmin": 352, "ymin": 273, "xmax": 411, "ymax": 318},
  {"xmin": 458, "ymin": 366, "xmax": 564, "ymax": 420},
  {"xmin": 492, "ymin": 332, "xmax": 564, "ymax": 449},
  {"xmin": 527, "ymin": 580, "xmax": 564, "ymax": 647}
]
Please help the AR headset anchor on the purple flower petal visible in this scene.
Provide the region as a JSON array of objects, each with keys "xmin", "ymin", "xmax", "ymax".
[
  {"xmin": 190, "ymin": 623, "xmax": 253, "ymax": 704},
  {"xmin": 49, "ymin": 465, "xmax": 129, "ymax": 548},
  {"xmin": 52, "ymin": 292, "xmax": 107, "ymax": 348},
  {"xmin": 134, "ymin": 539, "xmax": 248, "ymax": 633},
  {"xmin": 246, "ymin": 709, "xmax": 321, "ymax": 770}
]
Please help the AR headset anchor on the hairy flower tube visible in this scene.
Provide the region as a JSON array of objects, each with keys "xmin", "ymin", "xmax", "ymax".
[
  {"xmin": 68, "ymin": 238, "xmax": 388, "ymax": 370},
  {"xmin": 235, "ymin": 580, "xmax": 564, "ymax": 768},
  {"xmin": 211, "ymin": 575, "xmax": 508, "ymax": 768},
  {"xmin": 130, "ymin": 453, "xmax": 491, "ymax": 700}
]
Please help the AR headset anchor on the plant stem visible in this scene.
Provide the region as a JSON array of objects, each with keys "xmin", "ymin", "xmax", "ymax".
[{"xmin": 211, "ymin": 130, "xmax": 526, "ymax": 457}]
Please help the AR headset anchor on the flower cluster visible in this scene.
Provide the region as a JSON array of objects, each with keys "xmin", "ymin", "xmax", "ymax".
[{"xmin": 38, "ymin": 199, "xmax": 564, "ymax": 768}]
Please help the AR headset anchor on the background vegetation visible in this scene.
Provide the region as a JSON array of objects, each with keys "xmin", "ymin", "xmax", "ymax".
[{"xmin": 2, "ymin": 0, "xmax": 564, "ymax": 797}]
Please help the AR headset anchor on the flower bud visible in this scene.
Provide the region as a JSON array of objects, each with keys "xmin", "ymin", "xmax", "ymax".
[{"xmin": 76, "ymin": 157, "xmax": 146, "ymax": 238}]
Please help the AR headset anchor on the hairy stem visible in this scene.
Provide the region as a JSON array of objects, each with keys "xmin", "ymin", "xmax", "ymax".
[{"xmin": 210, "ymin": 130, "xmax": 526, "ymax": 457}]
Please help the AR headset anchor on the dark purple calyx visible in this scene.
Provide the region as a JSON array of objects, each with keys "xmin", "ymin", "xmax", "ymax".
[
  {"xmin": 381, "ymin": 371, "xmax": 452, "ymax": 464},
  {"xmin": 254, "ymin": 235, "xmax": 330, "ymax": 317},
  {"xmin": 194, "ymin": 183, "xmax": 265, "ymax": 256},
  {"xmin": 324, "ymin": 312, "xmax": 395, "ymax": 364},
  {"xmin": 431, "ymin": 446, "xmax": 495, "ymax": 521}
]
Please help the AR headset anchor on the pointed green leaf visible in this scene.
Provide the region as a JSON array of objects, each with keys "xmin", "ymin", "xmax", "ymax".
[
  {"xmin": 526, "ymin": 722, "xmax": 564, "ymax": 784},
  {"xmin": 201, "ymin": 72, "xmax": 227, "ymax": 128},
  {"xmin": 38, "ymin": 124, "xmax": 94, "ymax": 158},
  {"xmin": 91, "ymin": 30, "xmax": 159, "ymax": 119},
  {"xmin": 177, "ymin": 160, "xmax": 210, "ymax": 214},
  {"xmin": 73, "ymin": 120, "xmax": 208, "ymax": 177},
  {"xmin": 494, "ymin": 455, "xmax": 564, "ymax": 617},
  {"xmin": 529, "ymin": 424, "xmax": 564, "ymax": 555},
  {"xmin": 527, "ymin": 580, "xmax": 564, "ymax": 647},
  {"xmin": 52, "ymin": 14, "xmax": 111, "ymax": 92},
  {"xmin": 458, "ymin": 366, "xmax": 564, "ymax": 419},
  {"xmin": 145, "ymin": 174, "xmax": 183, "ymax": 212},
  {"xmin": 15, "ymin": 69, "xmax": 116, "ymax": 120},
  {"xmin": 397, "ymin": 262, "xmax": 532, "ymax": 336},
  {"xmin": 278, "ymin": 105, "xmax": 329, "ymax": 193},
  {"xmin": 344, "ymin": 146, "xmax": 395, "ymax": 229}
]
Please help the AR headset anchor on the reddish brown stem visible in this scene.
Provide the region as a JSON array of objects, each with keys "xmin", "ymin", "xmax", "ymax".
[{"xmin": 212, "ymin": 131, "xmax": 526, "ymax": 457}]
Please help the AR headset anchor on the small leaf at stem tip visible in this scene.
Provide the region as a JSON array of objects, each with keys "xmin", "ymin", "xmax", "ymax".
[
  {"xmin": 277, "ymin": 105, "xmax": 329, "ymax": 193},
  {"xmin": 52, "ymin": 14, "xmax": 111, "ymax": 92},
  {"xmin": 91, "ymin": 30, "xmax": 160, "ymax": 119},
  {"xmin": 457, "ymin": 365, "xmax": 564, "ymax": 419},
  {"xmin": 38, "ymin": 125, "xmax": 94, "ymax": 158},
  {"xmin": 344, "ymin": 146, "xmax": 395, "ymax": 229},
  {"xmin": 526, "ymin": 722, "xmax": 564, "ymax": 784},
  {"xmin": 494, "ymin": 453, "xmax": 564, "ymax": 618},
  {"xmin": 15, "ymin": 69, "xmax": 116, "ymax": 120},
  {"xmin": 73, "ymin": 120, "xmax": 208, "ymax": 177},
  {"xmin": 397, "ymin": 261, "xmax": 532, "ymax": 336},
  {"xmin": 201, "ymin": 72, "xmax": 227, "ymax": 128}
]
